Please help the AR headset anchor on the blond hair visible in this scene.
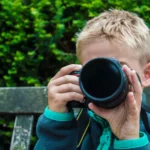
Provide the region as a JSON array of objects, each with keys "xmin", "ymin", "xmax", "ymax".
[{"xmin": 76, "ymin": 9, "xmax": 150, "ymax": 63}]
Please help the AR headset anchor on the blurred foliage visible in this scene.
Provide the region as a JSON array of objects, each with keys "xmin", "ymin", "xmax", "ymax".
[
  {"xmin": 0, "ymin": 116, "xmax": 15, "ymax": 149},
  {"xmin": 0, "ymin": 0, "xmax": 150, "ymax": 87},
  {"xmin": 0, "ymin": 0, "xmax": 150, "ymax": 149}
]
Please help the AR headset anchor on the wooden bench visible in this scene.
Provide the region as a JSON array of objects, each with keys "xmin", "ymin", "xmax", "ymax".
[
  {"xmin": 0, "ymin": 87, "xmax": 150, "ymax": 150},
  {"xmin": 0, "ymin": 87, "xmax": 48, "ymax": 150}
]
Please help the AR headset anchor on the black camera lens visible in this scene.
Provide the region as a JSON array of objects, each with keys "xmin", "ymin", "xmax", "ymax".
[
  {"xmin": 79, "ymin": 58, "xmax": 128, "ymax": 108},
  {"xmin": 68, "ymin": 58, "xmax": 129, "ymax": 109},
  {"xmin": 80, "ymin": 58, "xmax": 121, "ymax": 98}
]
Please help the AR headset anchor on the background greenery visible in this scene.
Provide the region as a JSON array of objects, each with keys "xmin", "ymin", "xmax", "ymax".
[{"xmin": 0, "ymin": 0, "xmax": 150, "ymax": 149}]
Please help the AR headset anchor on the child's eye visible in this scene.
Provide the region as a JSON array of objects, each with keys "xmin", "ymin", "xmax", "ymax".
[
  {"xmin": 119, "ymin": 62, "xmax": 125, "ymax": 66},
  {"xmin": 119, "ymin": 61, "xmax": 127, "ymax": 65},
  {"xmin": 119, "ymin": 61, "xmax": 131, "ymax": 69}
]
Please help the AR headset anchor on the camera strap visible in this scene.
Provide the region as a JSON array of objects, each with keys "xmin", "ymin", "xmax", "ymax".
[{"xmin": 76, "ymin": 108, "xmax": 91, "ymax": 150}]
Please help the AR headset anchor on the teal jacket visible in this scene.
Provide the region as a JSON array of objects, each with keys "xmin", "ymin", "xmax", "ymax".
[{"xmin": 34, "ymin": 106, "xmax": 150, "ymax": 150}]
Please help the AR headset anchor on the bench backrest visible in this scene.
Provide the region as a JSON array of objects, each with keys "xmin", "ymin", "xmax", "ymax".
[
  {"xmin": 0, "ymin": 87, "xmax": 47, "ymax": 150},
  {"xmin": 0, "ymin": 87, "xmax": 150, "ymax": 150}
]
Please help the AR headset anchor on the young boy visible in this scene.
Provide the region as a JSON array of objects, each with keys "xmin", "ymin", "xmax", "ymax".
[{"xmin": 34, "ymin": 9, "xmax": 150, "ymax": 150}]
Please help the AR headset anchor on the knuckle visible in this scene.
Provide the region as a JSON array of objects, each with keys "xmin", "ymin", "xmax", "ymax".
[
  {"xmin": 63, "ymin": 75, "xmax": 70, "ymax": 82},
  {"xmin": 60, "ymin": 66, "xmax": 66, "ymax": 74},
  {"xmin": 47, "ymin": 81, "xmax": 53, "ymax": 90},
  {"xmin": 47, "ymin": 82, "xmax": 51, "ymax": 88},
  {"xmin": 67, "ymin": 83, "xmax": 73, "ymax": 90},
  {"xmin": 50, "ymin": 77, "xmax": 55, "ymax": 82},
  {"xmin": 69, "ymin": 92, "xmax": 76, "ymax": 99},
  {"xmin": 48, "ymin": 84, "xmax": 57, "ymax": 95}
]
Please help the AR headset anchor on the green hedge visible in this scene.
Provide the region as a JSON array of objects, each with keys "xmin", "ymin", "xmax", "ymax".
[
  {"xmin": 0, "ymin": 0, "xmax": 150, "ymax": 87},
  {"xmin": 0, "ymin": 0, "xmax": 150, "ymax": 149}
]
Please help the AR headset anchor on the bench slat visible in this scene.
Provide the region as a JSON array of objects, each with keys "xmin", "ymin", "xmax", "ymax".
[
  {"xmin": 0, "ymin": 86, "xmax": 149, "ymax": 114},
  {"xmin": 10, "ymin": 115, "xmax": 34, "ymax": 150},
  {"xmin": 0, "ymin": 87, "xmax": 47, "ymax": 114}
]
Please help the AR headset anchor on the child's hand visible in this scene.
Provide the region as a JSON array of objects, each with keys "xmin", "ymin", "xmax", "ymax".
[
  {"xmin": 88, "ymin": 65, "xmax": 142, "ymax": 140},
  {"xmin": 47, "ymin": 64, "xmax": 84, "ymax": 113}
]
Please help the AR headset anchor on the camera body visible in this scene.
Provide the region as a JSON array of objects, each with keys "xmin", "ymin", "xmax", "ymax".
[{"xmin": 68, "ymin": 57, "xmax": 129, "ymax": 109}]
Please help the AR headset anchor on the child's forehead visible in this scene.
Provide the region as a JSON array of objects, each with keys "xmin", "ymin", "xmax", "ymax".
[{"xmin": 78, "ymin": 39, "xmax": 139, "ymax": 65}]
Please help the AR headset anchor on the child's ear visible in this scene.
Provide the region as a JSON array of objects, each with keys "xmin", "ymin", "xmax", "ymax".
[{"xmin": 142, "ymin": 63, "xmax": 150, "ymax": 88}]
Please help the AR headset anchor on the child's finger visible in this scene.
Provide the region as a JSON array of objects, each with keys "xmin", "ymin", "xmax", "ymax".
[
  {"xmin": 50, "ymin": 75, "xmax": 79, "ymax": 86},
  {"xmin": 122, "ymin": 65, "xmax": 132, "ymax": 83},
  {"xmin": 131, "ymin": 70, "xmax": 142, "ymax": 94},
  {"xmin": 126, "ymin": 92, "xmax": 139, "ymax": 118},
  {"xmin": 56, "ymin": 83, "xmax": 83, "ymax": 94},
  {"xmin": 52, "ymin": 64, "xmax": 82, "ymax": 80},
  {"xmin": 59, "ymin": 92, "xmax": 85, "ymax": 104},
  {"xmin": 130, "ymin": 70, "xmax": 142, "ymax": 107}
]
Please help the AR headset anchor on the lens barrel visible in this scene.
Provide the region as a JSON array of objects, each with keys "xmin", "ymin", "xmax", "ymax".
[{"xmin": 68, "ymin": 58, "xmax": 129, "ymax": 108}]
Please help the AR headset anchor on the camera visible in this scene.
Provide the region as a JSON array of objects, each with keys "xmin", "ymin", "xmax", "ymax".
[{"xmin": 67, "ymin": 57, "xmax": 140, "ymax": 109}]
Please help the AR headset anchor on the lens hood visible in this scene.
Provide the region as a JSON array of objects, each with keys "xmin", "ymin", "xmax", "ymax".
[{"xmin": 79, "ymin": 57, "xmax": 128, "ymax": 108}]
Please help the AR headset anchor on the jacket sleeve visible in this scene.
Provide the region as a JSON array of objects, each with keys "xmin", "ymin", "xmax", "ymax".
[
  {"xmin": 113, "ymin": 132, "xmax": 150, "ymax": 150},
  {"xmin": 34, "ymin": 107, "xmax": 78, "ymax": 150},
  {"xmin": 113, "ymin": 112, "xmax": 150, "ymax": 150}
]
